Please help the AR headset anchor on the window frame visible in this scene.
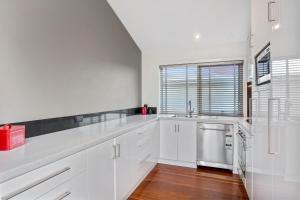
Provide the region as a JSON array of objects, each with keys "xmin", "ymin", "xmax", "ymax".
[{"xmin": 159, "ymin": 60, "xmax": 244, "ymax": 117}]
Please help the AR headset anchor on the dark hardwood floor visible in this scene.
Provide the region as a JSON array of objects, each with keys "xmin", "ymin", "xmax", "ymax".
[{"xmin": 128, "ymin": 164, "xmax": 248, "ymax": 200}]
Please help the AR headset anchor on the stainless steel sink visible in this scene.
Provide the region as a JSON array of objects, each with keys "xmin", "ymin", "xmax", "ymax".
[{"xmin": 171, "ymin": 114, "xmax": 197, "ymax": 118}]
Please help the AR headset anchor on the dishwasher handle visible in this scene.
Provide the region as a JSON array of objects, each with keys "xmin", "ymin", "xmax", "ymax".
[{"xmin": 198, "ymin": 127, "xmax": 229, "ymax": 132}]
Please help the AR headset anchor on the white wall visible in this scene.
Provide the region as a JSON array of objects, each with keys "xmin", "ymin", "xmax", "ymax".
[
  {"xmin": 142, "ymin": 41, "xmax": 249, "ymax": 116},
  {"xmin": 0, "ymin": 0, "xmax": 141, "ymax": 123}
]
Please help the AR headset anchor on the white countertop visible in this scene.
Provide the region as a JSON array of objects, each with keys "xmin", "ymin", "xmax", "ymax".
[
  {"xmin": 160, "ymin": 114, "xmax": 249, "ymax": 126},
  {"xmin": 0, "ymin": 115, "xmax": 158, "ymax": 183},
  {"xmin": 0, "ymin": 113, "xmax": 252, "ymax": 184},
  {"xmin": 159, "ymin": 114, "xmax": 252, "ymax": 134}
]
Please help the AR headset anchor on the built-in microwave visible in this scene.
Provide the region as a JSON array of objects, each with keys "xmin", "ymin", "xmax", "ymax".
[{"xmin": 255, "ymin": 43, "xmax": 271, "ymax": 86}]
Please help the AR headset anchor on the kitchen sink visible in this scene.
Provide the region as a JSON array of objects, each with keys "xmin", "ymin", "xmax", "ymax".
[{"xmin": 171, "ymin": 114, "xmax": 198, "ymax": 118}]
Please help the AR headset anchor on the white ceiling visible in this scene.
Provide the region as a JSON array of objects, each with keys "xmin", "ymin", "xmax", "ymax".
[{"xmin": 107, "ymin": 0, "xmax": 250, "ymax": 53}]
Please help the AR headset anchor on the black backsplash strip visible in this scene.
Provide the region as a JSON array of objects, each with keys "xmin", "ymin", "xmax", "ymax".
[{"xmin": 10, "ymin": 107, "xmax": 157, "ymax": 138}]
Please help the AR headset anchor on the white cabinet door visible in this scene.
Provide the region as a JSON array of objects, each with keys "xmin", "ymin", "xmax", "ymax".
[
  {"xmin": 245, "ymin": 131, "xmax": 254, "ymax": 200},
  {"xmin": 37, "ymin": 172, "xmax": 87, "ymax": 200},
  {"xmin": 149, "ymin": 121, "xmax": 160, "ymax": 164},
  {"xmin": 137, "ymin": 121, "xmax": 159, "ymax": 177},
  {"xmin": 115, "ymin": 121, "xmax": 159, "ymax": 200},
  {"xmin": 271, "ymin": 1, "xmax": 300, "ymax": 199},
  {"xmin": 177, "ymin": 120, "xmax": 197, "ymax": 163},
  {"xmin": 115, "ymin": 131, "xmax": 138, "ymax": 200},
  {"xmin": 160, "ymin": 120, "xmax": 178, "ymax": 160},
  {"xmin": 252, "ymin": 90, "xmax": 274, "ymax": 200},
  {"xmin": 87, "ymin": 140, "xmax": 115, "ymax": 200}
]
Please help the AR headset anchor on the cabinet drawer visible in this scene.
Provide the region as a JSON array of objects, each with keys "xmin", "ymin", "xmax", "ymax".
[
  {"xmin": 0, "ymin": 151, "xmax": 86, "ymax": 200},
  {"xmin": 37, "ymin": 172, "xmax": 87, "ymax": 200},
  {"xmin": 132, "ymin": 121, "xmax": 157, "ymax": 139}
]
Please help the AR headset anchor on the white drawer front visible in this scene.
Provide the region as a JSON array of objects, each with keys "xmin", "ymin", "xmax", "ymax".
[
  {"xmin": 0, "ymin": 151, "xmax": 86, "ymax": 200},
  {"xmin": 37, "ymin": 172, "xmax": 87, "ymax": 200}
]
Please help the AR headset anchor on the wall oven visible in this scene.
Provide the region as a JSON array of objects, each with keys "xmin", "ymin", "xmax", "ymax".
[{"xmin": 255, "ymin": 43, "xmax": 271, "ymax": 86}]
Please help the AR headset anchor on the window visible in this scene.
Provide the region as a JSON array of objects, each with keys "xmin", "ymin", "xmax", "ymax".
[
  {"xmin": 160, "ymin": 65, "xmax": 197, "ymax": 114},
  {"xmin": 160, "ymin": 61, "xmax": 243, "ymax": 116}
]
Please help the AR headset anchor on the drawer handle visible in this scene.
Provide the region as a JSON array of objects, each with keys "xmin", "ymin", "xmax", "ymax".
[
  {"xmin": 54, "ymin": 191, "xmax": 71, "ymax": 200},
  {"xmin": 2, "ymin": 167, "xmax": 71, "ymax": 200}
]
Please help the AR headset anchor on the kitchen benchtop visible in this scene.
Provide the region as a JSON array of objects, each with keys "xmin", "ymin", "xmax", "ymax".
[
  {"xmin": 0, "ymin": 114, "xmax": 252, "ymax": 184},
  {"xmin": 159, "ymin": 114, "xmax": 251, "ymax": 133},
  {"xmin": 0, "ymin": 114, "xmax": 158, "ymax": 184}
]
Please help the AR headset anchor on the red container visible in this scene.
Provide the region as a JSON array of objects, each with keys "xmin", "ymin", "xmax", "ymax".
[
  {"xmin": 141, "ymin": 107, "xmax": 147, "ymax": 115},
  {"xmin": 0, "ymin": 124, "xmax": 25, "ymax": 151}
]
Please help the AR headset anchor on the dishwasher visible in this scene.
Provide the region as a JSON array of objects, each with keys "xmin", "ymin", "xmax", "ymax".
[{"xmin": 197, "ymin": 123, "xmax": 233, "ymax": 170}]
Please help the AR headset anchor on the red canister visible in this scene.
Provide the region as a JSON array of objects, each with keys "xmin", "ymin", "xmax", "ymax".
[
  {"xmin": 141, "ymin": 107, "xmax": 147, "ymax": 115},
  {"xmin": 0, "ymin": 124, "xmax": 25, "ymax": 151}
]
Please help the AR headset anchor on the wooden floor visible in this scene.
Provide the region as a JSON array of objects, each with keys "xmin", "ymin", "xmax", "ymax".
[{"xmin": 128, "ymin": 164, "xmax": 248, "ymax": 200}]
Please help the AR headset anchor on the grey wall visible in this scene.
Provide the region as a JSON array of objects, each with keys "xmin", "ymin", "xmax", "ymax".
[{"xmin": 0, "ymin": 0, "xmax": 141, "ymax": 123}]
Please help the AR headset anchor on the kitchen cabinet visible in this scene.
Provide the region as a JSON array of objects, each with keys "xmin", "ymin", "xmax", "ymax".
[
  {"xmin": 87, "ymin": 140, "xmax": 115, "ymax": 200},
  {"xmin": 245, "ymin": 132, "xmax": 253, "ymax": 200},
  {"xmin": 37, "ymin": 172, "xmax": 87, "ymax": 200},
  {"xmin": 160, "ymin": 120, "xmax": 178, "ymax": 160},
  {"xmin": 270, "ymin": 1, "xmax": 300, "ymax": 199},
  {"xmin": 251, "ymin": 1, "xmax": 300, "ymax": 199},
  {"xmin": 115, "ymin": 129, "xmax": 137, "ymax": 200},
  {"xmin": 252, "ymin": 89, "xmax": 274, "ymax": 200},
  {"xmin": 115, "ymin": 121, "xmax": 159, "ymax": 200},
  {"xmin": 178, "ymin": 120, "xmax": 197, "ymax": 162},
  {"xmin": 160, "ymin": 119, "xmax": 197, "ymax": 164},
  {"xmin": 0, "ymin": 151, "xmax": 87, "ymax": 200},
  {"xmin": 0, "ymin": 120, "xmax": 159, "ymax": 200}
]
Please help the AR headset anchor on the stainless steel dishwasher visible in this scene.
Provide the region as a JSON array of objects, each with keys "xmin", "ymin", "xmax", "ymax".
[{"xmin": 197, "ymin": 123, "xmax": 233, "ymax": 170}]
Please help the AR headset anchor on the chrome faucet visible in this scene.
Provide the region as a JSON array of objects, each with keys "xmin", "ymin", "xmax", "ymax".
[{"xmin": 188, "ymin": 100, "xmax": 194, "ymax": 118}]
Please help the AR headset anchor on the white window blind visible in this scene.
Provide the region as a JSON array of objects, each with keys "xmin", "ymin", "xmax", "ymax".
[
  {"xmin": 160, "ymin": 61, "xmax": 243, "ymax": 116},
  {"xmin": 159, "ymin": 65, "xmax": 197, "ymax": 114}
]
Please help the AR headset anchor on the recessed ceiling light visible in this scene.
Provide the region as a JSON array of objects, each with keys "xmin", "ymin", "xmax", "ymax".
[
  {"xmin": 272, "ymin": 23, "xmax": 280, "ymax": 30},
  {"xmin": 195, "ymin": 34, "xmax": 201, "ymax": 40}
]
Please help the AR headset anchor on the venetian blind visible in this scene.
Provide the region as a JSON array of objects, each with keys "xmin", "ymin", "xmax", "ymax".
[
  {"xmin": 197, "ymin": 62, "xmax": 243, "ymax": 116},
  {"xmin": 160, "ymin": 61, "xmax": 243, "ymax": 116}
]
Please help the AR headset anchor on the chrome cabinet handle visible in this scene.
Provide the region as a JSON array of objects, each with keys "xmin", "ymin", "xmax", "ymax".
[
  {"xmin": 199, "ymin": 128, "xmax": 228, "ymax": 132},
  {"xmin": 2, "ymin": 167, "xmax": 71, "ymax": 200},
  {"xmin": 249, "ymin": 98, "xmax": 252, "ymax": 120},
  {"xmin": 174, "ymin": 124, "xmax": 177, "ymax": 133},
  {"xmin": 116, "ymin": 144, "xmax": 121, "ymax": 158},
  {"xmin": 112, "ymin": 145, "xmax": 117, "ymax": 159},
  {"xmin": 177, "ymin": 124, "xmax": 180, "ymax": 133},
  {"xmin": 249, "ymin": 98, "xmax": 258, "ymax": 127},
  {"xmin": 268, "ymin": 98, "xmax": 280, "ymax": 155},
  {"xmin": 268, "ymin": 1, "xmax": 276, "ymax": 22},
  {"xmin": 54, "ymin": 191, "xmax": 71, "ymax": 200}
]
